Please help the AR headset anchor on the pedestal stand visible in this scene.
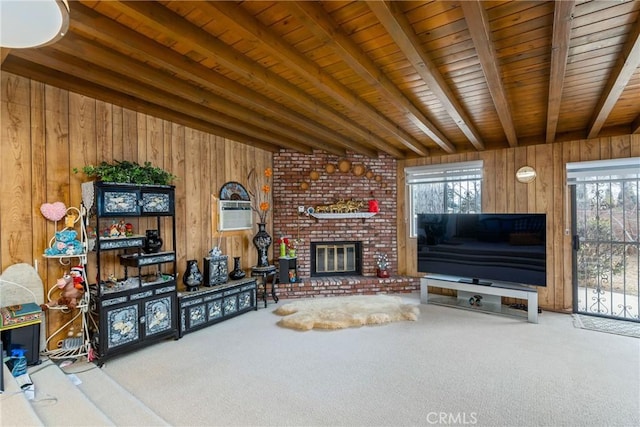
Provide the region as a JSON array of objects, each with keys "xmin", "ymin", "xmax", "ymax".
[{"xmin": 251, "ymin": 265, "xmax": 277, "ymax": 308}]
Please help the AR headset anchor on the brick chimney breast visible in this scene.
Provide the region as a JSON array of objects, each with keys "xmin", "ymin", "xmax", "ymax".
[{"xmin": 272, "ymin": 150, "xmax": 397, "ymax": 284}]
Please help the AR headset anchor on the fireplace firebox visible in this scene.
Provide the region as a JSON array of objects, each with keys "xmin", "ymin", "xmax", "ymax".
[{"xmin": 310, "ymin": 241, "xmax": 362, "ymax": 277}]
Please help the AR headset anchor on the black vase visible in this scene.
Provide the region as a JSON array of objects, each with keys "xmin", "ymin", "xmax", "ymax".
[
  {"xmin": 183, "ymin": 259, "xmax": 203, "ymax": 292},
  {"xmin": 252, "ymin": 223, "xmax": 272, "ymax": 268},
  {"xmin": 229, "ymin": 256, "xmax": 246, "ymax": 280},
  {"xmin": 144, "ymin": 229, "xmax": 163, "ymax": 254}
]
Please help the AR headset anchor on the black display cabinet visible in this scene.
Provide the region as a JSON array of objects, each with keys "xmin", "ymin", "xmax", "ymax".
[{"xmin": 85, "ymin": 182, "xmax": 178, "ymax": 362}]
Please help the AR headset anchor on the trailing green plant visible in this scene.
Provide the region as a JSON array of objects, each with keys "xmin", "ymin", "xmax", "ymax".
[{"xmin": 74, "ymin": 160, "xmax": 176, "ymax": 185}]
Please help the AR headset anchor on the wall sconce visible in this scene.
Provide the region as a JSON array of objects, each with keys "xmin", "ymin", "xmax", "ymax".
[
  {"xmin": 516, "ymin": 166, "xmax": 537, "ymax": 183},
  {"xmin": 0, "ymin": 0, "xmax": 70, "ymax": 48}
]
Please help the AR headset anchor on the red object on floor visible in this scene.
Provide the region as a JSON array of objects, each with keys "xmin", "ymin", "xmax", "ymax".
[{"xmin": 377, "ymin": 269, "xmax": 390, "ymax": 278}]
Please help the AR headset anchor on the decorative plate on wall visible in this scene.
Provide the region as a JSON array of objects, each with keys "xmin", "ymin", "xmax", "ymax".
[
  {"xmin": 338, "ymin": 159, "xmax": 352, "ymax": 173},
  {"xmin": 219, "ymin": 181, "xmax": 250, "ymax": 201}
]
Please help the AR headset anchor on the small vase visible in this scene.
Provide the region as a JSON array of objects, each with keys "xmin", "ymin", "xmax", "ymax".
[
  {"xmin": 144, "ymin": 229, "xmax": 163, "ymax": 253},
  {"xmin": 229, "ymin": 256, "xmax": 246, "ymax": 280},
  {"xmin": 252, "ymin": 223, "xmax": 272, "ymax": 268},
  {"xmin": 183, "ymin": 259, "xmax": 203, "ymax": 291}
]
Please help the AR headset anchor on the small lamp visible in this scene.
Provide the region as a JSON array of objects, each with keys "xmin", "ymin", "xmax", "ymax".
[{"xmin": 0, "ymin": 0, "xmax": 70, "ymax": 48}]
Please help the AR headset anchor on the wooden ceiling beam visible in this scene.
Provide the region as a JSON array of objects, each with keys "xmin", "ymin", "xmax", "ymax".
[
  {"xmin": 545, "ymin": 0, "xmax": 575, "ymax": 143},
  {"xmin": 49, "ymin": 32, "xmax": 343, "ymax": 156},
  {"xmin": 110, "ymin": 0, "xmax": 404, "ymax": 158},
  {"xmin": 206, "ymin": 1, "xmax": 429, "ymax": 157},
  {"xmin": 286, "ymin": 1, "xmax": 452, "ymax": 154},
  {"xmin": 460, "ymin": 0, "xmax": 517, "ymax": 148},
  {"xmin": 367, "ymin": 0, "xmax": 485, "ymax": 151},
  {"xmin": 632, "ymin": 114, "xmax": 640, "ymax": 134},
  {"xmin": 10, "ymin": 48, "xmax": 314, "ymax": 154},
  {"xmin": 0, "ymin": 48, "xmax": 9, "ymax": 65},
  {"xmin": 1, "ymin": 57, "xmax": 280, "ymax": 152},
  {"xmin": 68, "ymin": 3, "xmax": 367, "ymax": 158},
  {"xmin": 587, "ymin": 16, "xmax": 640, "ymax": 138}
]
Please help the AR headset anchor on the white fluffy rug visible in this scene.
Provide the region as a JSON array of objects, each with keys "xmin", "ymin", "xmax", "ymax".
[{"xmin": 273, "ymin": 294, "xmax": 420, "ymax": 331}]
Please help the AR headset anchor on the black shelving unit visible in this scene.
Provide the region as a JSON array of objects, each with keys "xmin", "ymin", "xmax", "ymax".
[{"xmin": 85, "ymin": 182, "xmax": 178, "ymax": 362}]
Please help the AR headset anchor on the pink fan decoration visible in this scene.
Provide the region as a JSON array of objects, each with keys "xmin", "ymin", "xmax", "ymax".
[{"xmin": 40, "ymin": 202, "xmax": 67, "ymax": 221}]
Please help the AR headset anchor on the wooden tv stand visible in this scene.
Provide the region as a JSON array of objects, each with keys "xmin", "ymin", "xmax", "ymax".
[{"xmin": 421, "ymin": 275, "xmax": 539, "ymax": 323}]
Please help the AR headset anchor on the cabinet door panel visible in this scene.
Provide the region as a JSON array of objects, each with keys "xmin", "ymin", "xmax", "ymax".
[
  {"xmin": 187, "ymin": 304, "xmax": 206, "ymax": 328},
  {"xmin": 238, "ymin": 290, "xmax": 253, "ymax": 310},
  {"xmin": 106, "ymin": 304, "xmax": 140, "ymax": 350},
  {"xmin": 207, "ymin": 299, "xmax": 223, "ymax": 321},
  {"xmin": 141, "ymin": 190, "xmax": 174, "ymax": 215},
  {"xmin": 222, "ymin": 295, "xmax": 238, "ymax": 315},
  {"xmin": 99, "ymin": 188, "xmax": 141, "ymax": 216},
  {"xmin": 144, "ymin": 295, "xmax": 174, "ymax": 336}
]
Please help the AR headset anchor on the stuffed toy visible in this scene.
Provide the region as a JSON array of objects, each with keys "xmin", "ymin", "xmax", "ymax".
[
  {"xmin": 69, "ymin": 265, "xmax": 86, "ymax": 290},
  {"xmin": 64, "ymin": 211, "xmax": 78, "ymax": 228},
  {"xmin": 41, "ymin": 273, "xmax": 85, "ymax": 310},
  {"xmin": 44, "ymin": 230, "xmax": 84, "ymax": 256}
]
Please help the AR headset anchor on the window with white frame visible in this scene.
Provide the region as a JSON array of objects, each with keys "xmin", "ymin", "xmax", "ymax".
[{"xmin": 405, "ymin": 160, "xmax": 483, "ymax": 237}]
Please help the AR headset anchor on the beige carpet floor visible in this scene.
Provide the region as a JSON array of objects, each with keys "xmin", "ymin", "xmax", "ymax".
[{"xmin": 93, "ymin": 293, "xmax": 640, "ymax": 427}]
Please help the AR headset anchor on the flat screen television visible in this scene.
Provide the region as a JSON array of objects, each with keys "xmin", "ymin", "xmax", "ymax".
[{"xmin": 417, "ymin": 213, "xmax": 547, "ymax": 286}]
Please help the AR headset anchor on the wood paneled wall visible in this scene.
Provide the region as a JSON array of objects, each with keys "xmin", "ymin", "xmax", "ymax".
[
  {"xmin": 1, "ymin": 73, "xmax": 272, "ymax": 340},
  {"xmin": 2, "ymin": 71, "xmax": 639, "ymax": 333},
  {"xmin": 398, "ymin": 135, "xmax": 640, "ymax": 312}
]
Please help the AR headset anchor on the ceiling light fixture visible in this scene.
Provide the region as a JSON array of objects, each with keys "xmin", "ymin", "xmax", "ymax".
[{"xmin": 0, "ymin": 0, "xmax": 69, "ymax": 48}]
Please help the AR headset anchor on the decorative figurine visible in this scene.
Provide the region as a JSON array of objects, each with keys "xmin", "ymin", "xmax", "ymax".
[{"xmin": 109, "ymin": 222, "xmax": 120, "ymax": 238}]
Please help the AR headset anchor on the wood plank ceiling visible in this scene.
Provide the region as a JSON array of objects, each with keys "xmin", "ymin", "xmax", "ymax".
[{"xmin": 2, "ymin": 1, "xmax": 639, "ymax": 159}]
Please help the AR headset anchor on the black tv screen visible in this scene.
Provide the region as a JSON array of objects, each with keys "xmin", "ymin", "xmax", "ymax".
[{"xmin": 417, "ymin": 213, "xmax": 547, "ymax": 286}]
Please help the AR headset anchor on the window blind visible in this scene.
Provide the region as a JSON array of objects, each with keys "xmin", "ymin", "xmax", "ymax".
[
  {"xmin": 405, "ymin": 160, "xmax": 483, "ymax": 184},
  {"xmin": 566, "ymin": 157, "xmax": 640, "ymax": 185}
]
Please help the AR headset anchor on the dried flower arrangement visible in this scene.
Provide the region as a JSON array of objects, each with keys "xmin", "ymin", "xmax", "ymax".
[
  {"xmin": 247, "ymin": 167, "xmax": 272, "ymax": 223},
  {"xmin": 375, "ymin": 253, "xmax": 389, "ymax": 270}
]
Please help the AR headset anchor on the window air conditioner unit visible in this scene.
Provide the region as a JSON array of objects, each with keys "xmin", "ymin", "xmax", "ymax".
[{"xmin": 218, "ymin": 200, "xmax": 253, "ymax": 231}]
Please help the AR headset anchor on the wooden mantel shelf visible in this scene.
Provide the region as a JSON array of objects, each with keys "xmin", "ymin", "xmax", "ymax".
[{"xmin": 309, "ymin": 212, "xmax": 377, "ymax": 223}]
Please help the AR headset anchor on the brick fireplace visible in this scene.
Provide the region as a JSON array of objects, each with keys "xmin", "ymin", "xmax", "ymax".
[{"xmin": 272, "ymin": 150, "xmax": 419, "ymax": 298}]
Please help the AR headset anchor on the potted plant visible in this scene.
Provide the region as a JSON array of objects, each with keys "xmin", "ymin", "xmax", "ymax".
[
  {"xmin": 74, "ymin": 160, "xmax": 176, "ymax": 185},
  {"xmin": 375, "ymin": 252, "xmax": 390, "ymax": 278}
]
